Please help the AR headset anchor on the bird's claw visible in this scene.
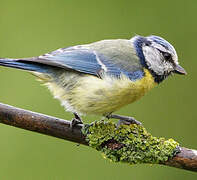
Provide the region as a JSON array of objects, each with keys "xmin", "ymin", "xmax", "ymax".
[
  {"xmin": 117, "ymin": 118, "xmax": 142, "ymax": 127},
  {"xmin": 70, "ymin": 113, "xmax": 83, "ymax": 129},
  {"xmin": 107, "ymin": 114, "xmax": 142, "ymax": 126}
]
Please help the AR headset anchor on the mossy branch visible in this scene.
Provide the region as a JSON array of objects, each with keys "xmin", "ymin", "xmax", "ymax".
[{"xmin": 0, "ymin": 102, "xmax": 196, "ymax": 172}]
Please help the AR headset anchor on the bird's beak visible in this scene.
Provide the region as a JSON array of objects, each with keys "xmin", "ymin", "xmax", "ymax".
[{"xmin": 173, "ymin": 64, "xmax": 187, "ymax": 75}]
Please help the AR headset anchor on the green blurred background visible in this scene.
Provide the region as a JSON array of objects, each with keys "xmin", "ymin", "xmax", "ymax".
[{"xmin": 0, "ymin": 0, "xmax": 196, "ymax": 179}]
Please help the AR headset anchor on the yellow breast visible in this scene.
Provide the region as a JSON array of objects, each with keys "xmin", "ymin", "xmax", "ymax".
[
  {"xmin": 66, "ymin": 69, "xmax": 156, "ymax": 115},
  {"xmin": 45, "ymin": 69, "xmax": 156, "ymax": 115}
]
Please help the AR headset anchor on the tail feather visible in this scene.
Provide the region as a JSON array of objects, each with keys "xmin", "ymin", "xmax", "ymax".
[{"xmin": 0, "ymin": 58, "xmax": 48, "ymax": 73}]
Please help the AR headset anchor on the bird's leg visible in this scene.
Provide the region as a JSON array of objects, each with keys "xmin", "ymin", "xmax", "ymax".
[
  {"xmin": 70, "ymin": 113, "xmax": 83, "ymax": 128},
  {"xmin": 106, "ymin": 114, "xmax": 142, "ymax": 126}
]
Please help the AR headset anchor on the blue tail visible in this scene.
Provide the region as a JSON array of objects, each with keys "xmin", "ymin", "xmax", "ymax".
[{"xmin": 0, "ymin": 58, "xmax": 48, "ymax": 73}]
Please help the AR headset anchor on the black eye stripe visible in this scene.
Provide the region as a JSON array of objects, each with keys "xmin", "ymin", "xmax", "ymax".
[
  {"xmin": 163, "ymin": 52, "xmax": 172, "ymax": 60},
  {"xmin": 157, "ymin": 49, "xmax": 172, "ymax": 61}
]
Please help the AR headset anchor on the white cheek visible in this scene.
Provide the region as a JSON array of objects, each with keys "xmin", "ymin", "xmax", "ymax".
[
  {"xmin": 163, "ymin": 61, "xmax": 174, "ymax": 73},
  {"xmin": 142, "ymin": 46, "xmax": 173, "ymax": 75},
  {"xmin": 143, "ymin": 46, "xmax": 164, "ymax": 75}
]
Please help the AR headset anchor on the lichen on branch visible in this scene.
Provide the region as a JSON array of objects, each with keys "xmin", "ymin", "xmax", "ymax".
[{"xmin": 82, "ymin": 120, "xmax": 180, "ymax": 164}]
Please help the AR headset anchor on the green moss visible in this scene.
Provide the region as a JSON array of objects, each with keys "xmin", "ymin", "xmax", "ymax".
[{"xmin": 82, "ymin": 120, "xmax": 180, "ymax": 164}]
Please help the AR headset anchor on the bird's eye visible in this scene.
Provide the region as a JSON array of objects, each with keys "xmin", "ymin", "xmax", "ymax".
[
  {"xmin": 157, "ymin": 49, "xmax": 173, "ymax": 62},
  {"xmin": 164, "ymin": 53, "xmax": 171, "ymax": 60},
  {"xmin": 163, "ymin": 52, "xmax": 172, "ymax": 61}
]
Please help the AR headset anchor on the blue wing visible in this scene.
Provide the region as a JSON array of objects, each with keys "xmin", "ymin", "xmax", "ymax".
[
  {"xmin": 35, "ymin": 46, "xmax": 144, "ymax": 81},
  {"xmin": 37, "ymin": 47, "xmax": 102, "ymax": 76},
  {"xmin": 0, "ymin": 46, "xmax": 144, "ymax": 81}
]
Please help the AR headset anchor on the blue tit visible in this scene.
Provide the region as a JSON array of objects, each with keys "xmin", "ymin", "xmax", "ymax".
[{"xmin": 0, "ymin": 35, "xmax": 186, "ymax": 125}]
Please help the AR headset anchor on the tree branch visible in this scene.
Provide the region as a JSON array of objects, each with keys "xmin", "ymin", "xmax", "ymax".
[
  {"xmin": 0, "ymin": 103, "xmax": 87, "ymax": 145},
  {"xmin": 0, "ymin": 102, "xmax": 196, "ymax": 172}
]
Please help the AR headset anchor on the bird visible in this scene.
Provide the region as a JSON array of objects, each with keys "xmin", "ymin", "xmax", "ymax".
[{"xmin": 0, "ymin": 35, "xmax": 186, "ymax": 126}]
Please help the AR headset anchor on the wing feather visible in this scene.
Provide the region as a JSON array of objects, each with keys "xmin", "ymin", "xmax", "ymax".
[{"xmin": 21, "ymin": 44, "xmax": 144, "ymax": 81}]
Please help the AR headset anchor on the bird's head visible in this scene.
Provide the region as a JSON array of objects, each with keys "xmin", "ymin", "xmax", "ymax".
[{"xmin": 131, "ymin": 35, "xmax": 186, "ymax": 83}]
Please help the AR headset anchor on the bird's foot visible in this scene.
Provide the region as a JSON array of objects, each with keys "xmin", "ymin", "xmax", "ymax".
[
  {"xmin": 70, "ymin": 113, "xmax": 83, "ymax": 129},
  {"xmin": 106, "ymin": 114, "xmax": 142, "ymax": 126}
]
